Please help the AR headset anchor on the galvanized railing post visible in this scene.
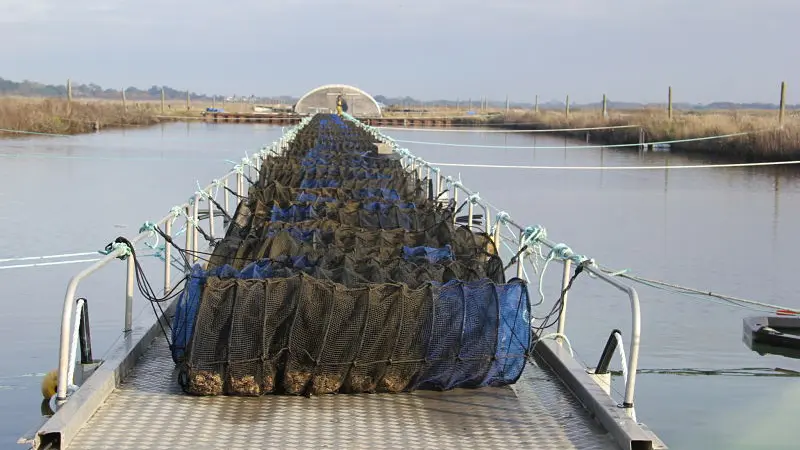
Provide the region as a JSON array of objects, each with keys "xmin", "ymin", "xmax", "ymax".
[
  {"xmin": 223, "ymin": 178, "xmax": 230, "ymax": 217},
  {"xmin": 184, "ymin": 206, "xmax": 192, "ymax": 267},
  {"xmin": 124, "ymin": 256, "xmax": 134, "ymax": 332},
  {"xmin": 452, "ymin": 187, "xmax": 459, "ymax": 224},
  {"xmin": 492, "ymin": 217, "xmax": 502, "ymax": 250},
  {"xmin": 467, "ymin": 199, "xmax": 475, "ymax": 229},
  {"xmin": 208, "ymin": 195, "xmax": 215, "ymax": 239},
  {"xmin": 164, "ymin": 219, "xmax": 172, "ymax": 293},
  {"xmin": 426, "ymin": 166, "xmax": 431, "ymax": 198},
  {"xmin": 516, "ymin": 234, "xmax": 524, "ymax": 279},
  {"xmin": 481, "ymin": 203, "xmax": 491, "ymax": 234},
  {"xmin": 556, "ymin": 259, "xmax": 573, "ymax": 339},
  {"xmin": 192, "ymin": 194, "xmax": 200, "ymax": 263}
]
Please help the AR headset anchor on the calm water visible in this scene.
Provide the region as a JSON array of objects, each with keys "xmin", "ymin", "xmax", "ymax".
[{"xmin": 1, "ymin": 123, "xmax": 799, "ymax": 449}]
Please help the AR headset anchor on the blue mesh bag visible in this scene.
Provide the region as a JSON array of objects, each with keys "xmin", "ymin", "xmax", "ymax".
[
  {"xmin": 447, "ymin": 279, "xmax": 498, "ymax": 389},
  {"xmin": 412, "ymin": 281, "xmax": 463, "ymax": 390},
  {"xmin": 270, "ymin": 204, "xmax": 316, "ymax": 222},
  {"xmin": 482, "ymin": 279, "xmax": 530, "ymax": 386},
  {"xmin": 170, "ymin": 264, "xmax": 206, "ymax": 363},
  {"xmin": 402, "ymin": 245, "xmax": 454, "ymax": 264}
]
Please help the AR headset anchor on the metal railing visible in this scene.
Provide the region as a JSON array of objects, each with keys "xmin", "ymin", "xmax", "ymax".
[
  {"xmin": 348, "ymin": 114, "xmax": 642, "ymax": 414},
  {"xmin": 54, "ymin": 116, "xmax": 314, "ymax": 404},
  {"xmin": 56, "ymin": 112, "xmax": 641, "ymax": 418}
]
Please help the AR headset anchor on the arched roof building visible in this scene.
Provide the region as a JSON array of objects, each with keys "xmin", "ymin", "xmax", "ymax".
[{"xmin": 294, "ymin": 84, "xmax": 382, "ymax": 117}]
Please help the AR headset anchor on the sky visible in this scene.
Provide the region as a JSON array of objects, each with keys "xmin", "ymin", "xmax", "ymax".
[{"xmin": 0, "ymin": 0, "xmax": 798, "ymax": 104}]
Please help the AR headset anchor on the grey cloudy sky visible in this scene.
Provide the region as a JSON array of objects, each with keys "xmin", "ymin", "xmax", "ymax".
[{"xmin": 1, "ymin": 0, "xmax": 797, "ymax": 104}]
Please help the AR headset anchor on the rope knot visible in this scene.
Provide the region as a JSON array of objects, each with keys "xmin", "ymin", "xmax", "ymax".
[
  {"xmin": 522, "ymin": 225, "xmax": 547, "ymax": 245},
  {"xmin": 495, "ymin": 211, "xmax": 510, "ymax": 224},
  {"xmin": 170, "ymin": 206, "xmax": 184, "ymax": 219},
  {"xmin": 101, "ymin": 239, "xmax": 132, "ymax": 260},
  {"xmin": 138, "ymin": 221, "xmax": 156, "ymax": 234},
  {"xmin": 195, "ymin": 181, "xmax": 211, "ymax": 200},
  {"xmin": 139, "ymin": 221, "xmax": 161, "ymax": 250},
  {"xmin": 548, "ymin": 243, "xmax": 590, "ymax": 265},
  {"xmin": 151, "ymin": 244, "xmax": 167, "ymax": 262}
]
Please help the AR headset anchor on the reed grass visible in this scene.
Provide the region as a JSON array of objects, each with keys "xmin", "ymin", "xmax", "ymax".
[
  {"xmin": 0, "ymin": 97, "xmax": 161, "ymax": 136},
  {"xmin": 486, "ymin": 110, "xmax": 800, "ymax": 161}
]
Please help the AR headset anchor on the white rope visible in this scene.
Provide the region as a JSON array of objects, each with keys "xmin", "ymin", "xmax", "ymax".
[
  {"xmin": 611, "ymin": 270, "xmax": 799, "ymax": 314},
  {"xmin": 0, "ymin": 251, "xmax": 99, "ymax": 263},
  {"xmin": 534, "ymin": 333, "xmax": 574, "ymax": 358},
  {"xmin": 0, "ymin": 258, "xmax": 101, "ymax": 270},
  {"xmin": 426, "ymin": 160, "xmax": 800, "ymax": 171},
  {"xmin": 376, "ymin": 124, "xmax": 642, "ymax": 133},
  {"xmin": 395, "ymin": 129, "xmax": 768, "ymax": 150}
]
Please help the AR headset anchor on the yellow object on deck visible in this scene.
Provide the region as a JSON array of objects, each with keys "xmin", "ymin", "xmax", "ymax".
[{"xmin": 41, "ymin": 369, "xmax": 58, "ymax": 399}]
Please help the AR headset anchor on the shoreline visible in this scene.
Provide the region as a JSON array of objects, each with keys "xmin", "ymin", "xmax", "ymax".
[
  {"xmin": 3, "ymin": 98, "xmax": 799, "ymax": 164},
  {"xmin": 448, "ymin": 110, "xmax": 800, "ymax": 162},
  {"xmin": 0, "ymin": 98, "xmax": 201, "ymax": 138}
]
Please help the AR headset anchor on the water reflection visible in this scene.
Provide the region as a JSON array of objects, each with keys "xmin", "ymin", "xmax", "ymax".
[{"xmin": 0, "ymin": 123, "xmax": 798, "ymax": 449}]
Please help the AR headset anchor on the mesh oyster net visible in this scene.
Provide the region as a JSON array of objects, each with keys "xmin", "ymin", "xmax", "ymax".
[{"xmin": 174, "ymin": 113, "xmax": 531, "ymax": 396}]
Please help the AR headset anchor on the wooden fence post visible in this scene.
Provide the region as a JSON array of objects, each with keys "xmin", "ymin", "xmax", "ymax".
[
  {"xmin": 668, "ymin": 86, "xmax": 673, "ymax": 120},
  {"xmin": 779, "ymin": 81, "xmax": 786, "ymax": 127},
  {"xmin": 565, "ymin": 95, "xmax": 570, "ymax": 118},
  {"xmin": 67, "ymin": 78, "xmax": 73, "ymax": 115},
  {"xmin": 161, "ymin": 88, "xmax": 165, "ymax": 113}
]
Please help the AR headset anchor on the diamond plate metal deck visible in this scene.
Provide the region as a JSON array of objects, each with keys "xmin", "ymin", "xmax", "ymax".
[{"xmin": 68, "ymin": 337, "xmax": 615, "ymax": 450}]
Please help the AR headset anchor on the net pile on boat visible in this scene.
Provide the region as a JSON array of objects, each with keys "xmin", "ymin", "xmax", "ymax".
[{"xmin": 172, "ymin": 114, "xmax": 531, "ymax": 396}]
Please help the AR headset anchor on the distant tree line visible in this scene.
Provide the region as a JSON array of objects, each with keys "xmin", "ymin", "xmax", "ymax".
[
  {"xmin": 0, "ymin": 77, "xmax": 296, "ymax": 103},
  {"xmin": 1, "ymin": 77, "xmax": 794, "ymax": 110}
]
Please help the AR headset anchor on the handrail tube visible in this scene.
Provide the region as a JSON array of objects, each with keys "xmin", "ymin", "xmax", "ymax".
[
  {"xmin": 516, "ymin": 233, "xmax": 524, "ymax": 279},
  {"xmin": 223, "ymin": 178, "xmax": 230, "ymax": 219},
  {"xmin": 184, "ymin": 206, "xmax": 192, "ymax": 268},
  {"xmin": 208, "ymin": 197, "xmax": 216, "ymax": 239},
  {"xmin": 192, "ymin": 194, "xmax": 199, "ymax": 263},
  {"xmin": 502, "ymin": 216, "xmax": 641, "ymax": 410},
  {"xmin": 164, "ymin": 219, "xmax": 172, "ymax": 296},
  {"xmin": 556, "ymin": 259, "xmax": 573, "ymax": 338},
  {"xmin": 124, "ymin": 258, "xmax": 134, "ymax": 332},
  {"xmin": 58, "ymin": 250, "xmax": 124, "ymax": 402},
  {"xmin": 56, "ymin": 163, "xmax": 252, "ymax": 403}
]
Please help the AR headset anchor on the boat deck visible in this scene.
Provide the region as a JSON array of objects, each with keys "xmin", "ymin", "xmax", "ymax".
[{"xmin": 67, "ymin": 337, "xmax": 615, "ymax": 450}]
